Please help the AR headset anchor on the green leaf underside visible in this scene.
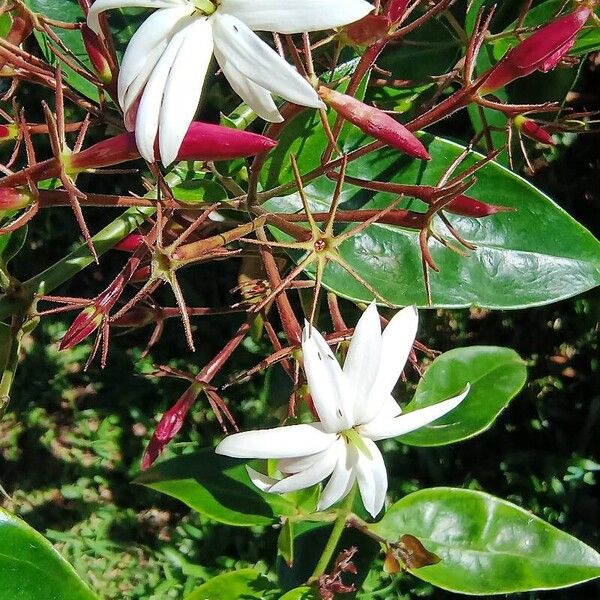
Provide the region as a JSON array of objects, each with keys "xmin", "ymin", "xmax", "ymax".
[
  {"xmin": 371, "ymin": 488, "xmax": 600, "ymax": 594},
  {"xmin": 134, "ymin": 449, "xmax": 296, "ymax": 526},
  {"xmin": 183, "ymin": 569, "xmax": 279, "ymax": 600},
  {"xmin": 399, "ymin": 346, "xmax": 527, "ymax": 446},
  {"xmin": 263, "ymin": 131, "xmax": 600, "ymax": 309},
  {"xmin": 0, "ymin": 509, "xmax": 98, "ymax": 599}
]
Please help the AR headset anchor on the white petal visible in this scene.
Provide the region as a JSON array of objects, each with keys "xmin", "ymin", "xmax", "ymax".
[
  {"xmin": 122, "ymin": 44, "xmax": 167, "ymax": 115},
  {"xmin": 87, "ymin": 0, "xmax": 188, "ymax": 34},
  {"xmin": 134, "ymin": 27, "xmax": 188, "ymax": 162},
  {"xmin": 343, "ymin": 302, "xmax": 381, "ymax": 422},
  {"xmin": 246, "ymin": 465, "xmax": 278, "ymax": 492},
  {"xmin": 278, "ymin": 450, "xmax": 328, "ymax": 474},
  {"xmin": 118, "ymin": 6, "xmax": 194, "ymax": 108},
  {"xmin": 361, "ymin": 306, "xmax": 418, "ymax": 423},
  {"xmin": 354, "ymin": 439, "xmax": 387, "ymax": 518},
  {"xmin": 359, "ymin": 384, "xmax": 471, "ymax": 442},
  {"xmin": 158, "ymin": 17, "xmax": 213, "ymax": 165},
  {"xmin": 301, "ymin": 322, "xmax": 354, "ymax": 432},
  {"xmin": 317, "ymin": 441, "xmax": 355, "ymax": 511},
  {"xmin": 219, "ymin": 0, "xmax": 373, "ymax": 33},
  {"xmin": 215, "ymin": 423, "xmax": 336, "ymax": 459},
  {"xmin": 269, "ymin": 444, "xmax": 338, "ymax": 493},
  {"xmin": 212, "ymin": 13, "xmax": 324, "ymax": 109},
  {"xmin": 214, "ymin": 46, "xmax": 283, "ymax": 123}
]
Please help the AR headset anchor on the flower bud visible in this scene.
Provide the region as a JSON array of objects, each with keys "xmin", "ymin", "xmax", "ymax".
[
  {"xmin": 60, "ymin": 305, "xmax": 103, "ymax": 350},
  {"xmin": 343, "ymin": 14, "xmax": 391, "ymax": 46},
  {"xmin": 481, "ymin": 7, "xmax": 591, "ymax": 94},
  {"xmin": 318, "ymin": 86, "xmax": 430, "ymax": 160},
  {"xmin": 383, "ymin": 549, "xmax": 402, "ymax": 574},
  {"xmin": 111, "ymin": 305, "xmax": 157, "ymax": 328},
  {"xmin": 113, "ymin": 233, "xmax": 145, "ymax": 253},
  {"xmin": 0, "ymin": 186, "xmax": 34, "ymax": 211},
  {"xmin": 514, "ymin": 115, "xmax": 555, "ymax": 146},
  {"xmin": 81, "ymin": 24, "xmax": 113, "ymax": 84},
  {"xmin": 387, "ymin": 0, "xmax": 410, "ymax": 24},
  {"xmin": 0, "ymin": 124, "xmax": 18, "ymax": 142}
]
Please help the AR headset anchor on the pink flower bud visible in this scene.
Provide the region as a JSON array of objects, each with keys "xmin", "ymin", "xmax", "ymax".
[
  {"xmin": 318, "ymin": 86, "xmax": 430, "ymax": 160},
  {"xmin": 60, "ymin": 305, "xmax": 103, "ymax": 350},
  {"xmin": 387, "ymin": 0, "xmax": 411, "ymax": 24},
  {"xmin": 481, "ymin": 7, "xmax": 591, "ymax": 94},
  {"xmin": 344, "ymin": 14, "xmax": 391, "ymax": 45},
  {"xmin": 514, "ymin": 115, "xmax": 555, "ymax": 146},
  {"xmin": 141, "ymin": 385, "xmax": 201, "ymax": 469},
  {"xmin": 112, "ymin": 305, "xmax": 157, "ymax": 328},
  {"xmin": 0, "ymin": 124, "xmax": 18, "ymax": 142},
  {"xmin": 414, "ymin": 186, "xmax": 509, "ymax": 217},
  {"xmin": 0, "ymin": 186, "xmax": 34, "ymax": 211},
  {"xmin": 81, "ymin": 24, "xmax": 113, "ymax": 84},
  {"xmin": 113, "ymin": 233, "xmax": 145, "ymax": 253}
]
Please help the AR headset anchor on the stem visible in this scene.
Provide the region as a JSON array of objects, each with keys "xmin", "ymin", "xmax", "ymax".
[
  {"xmin": 0, "ymin": 315, "xmax": 26, "ymax": 417},
  {"xmin": 311, "ymin": 485, "xmax": 357, "ymax": 579}
]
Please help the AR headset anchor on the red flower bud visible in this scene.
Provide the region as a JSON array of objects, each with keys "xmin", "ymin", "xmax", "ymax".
[
  {"xmin": 0, "ymin": 186, "xmax": 34, "ymax": 211},
  {"xmin": 318, "ymin": 86, "xmax": 430, "ymax": 160},
  {"xmin": 387, "ymin": 0, "xmax": 411, "ymax": 24},
  {"xmin": 0, "ymin": 124, "xmax": 18, "ymax": 142},
  {"xmin": 481, "ymin": 7, "xmax": 591, "ymax": 94},
  {"xmin": 514, "ymin": 115, "xmax": 555, "ymax": 146},
  {"xmin": 141, "ymin": 384, "xmax": 202, "ymax": 469},
  {"xmin": 113, "ymin": 233, "xmax": 145, "ymax": 253},
  {"xmin": 344, "ymin": 14, "xmax": 391, "ymax": 46},
  {"xmin": 60, "ymin": 305, "xmax": 103, "ymax": 350},
  {"xmin": 112, "ymin": 305, "xmax": 157, "ymax": 328},
  {"xmin": 81, "ymin": 24, "xmax": 113, "ymax": 84}
]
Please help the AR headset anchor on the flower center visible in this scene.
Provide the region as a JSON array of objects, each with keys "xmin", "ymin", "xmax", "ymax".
[
  {"xmin": 192, "ymin": 0, "xmax": 217, "ymax": 15},
  {"xmin": 342, "ymin": 428, "xmax": 372, "ymax": 459}
]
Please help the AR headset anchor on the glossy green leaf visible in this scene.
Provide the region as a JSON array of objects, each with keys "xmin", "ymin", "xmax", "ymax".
[
  {"xmin": 399, "ymin": 346, "xmax": 527, "ymax": 446},
  {"xmin": 278, "ymin": 587, "xmax": 318, "ymax": 600},
  {"xmin": 371, "ymin": 488, "xmax": 600, "ymax": 594},
  {"xmin": 172, "ymin": 179, "xmax": 228, "ymax": 204},
  {"xmin": 263, "ymin": 134, "xmax": 600, "ymax": 308},
  {"xmin": 278, "ymin": 519, "xmax": 294, "ymax": 567},
  {"xmin": 0, "ymin": 509, "xmax": 98, "ymax": 599},
  {"xmin": 134, "ymin": 449, "xmax": 296, "ymax": 526},
  {"xmin": 183, "ymin": 569, "xmax": 279, "ymax": 600},
  {"xmin": 0, "ymin": 226, "xmax": 27, "ymax": 265}
]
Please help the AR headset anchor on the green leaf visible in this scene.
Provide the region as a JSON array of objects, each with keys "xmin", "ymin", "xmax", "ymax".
[
  {"xmin": 263, "ymin": 135, "xmax": 600, "ymax": 308},
  {"xmin": 399, "ymin": 346, "xmax": 527, "ymax": 446},
  {"xmin": 0, "ymin": 226, "xmax": 27, "ymax": 265},
  {"xmin": 134, "ymin": 449, "xmax": 296, "ymax": 526},
  {"xmin": 183, "ymin": 569, "xmax": 279, "ymax": 600},
  {"xmin": 278, "ymin": 587, "xmax": 319, "ymax": 600},
  {"xmin": 0, "ymin": 509, "xmax": 98, "ymax": 599},
  {"xmin": 371, "ymin": 488, "xmax": 600, "ymax": 594},
  {"xmin": 278, "ymin": 519, "xmax": 295, "ymax": 567},
  {"xmin": 172, "ymin": 179, "xmax": 228, "ymax": 204}
]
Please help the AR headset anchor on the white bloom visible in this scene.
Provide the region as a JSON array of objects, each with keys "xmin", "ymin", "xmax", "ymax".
[
  {"xmin": 216, "ymin": 304, "xmax": 470, "ymax": 518},
  {"xmin": 87, "ymin": 0, "xmax": 373, "ymax": 165}
]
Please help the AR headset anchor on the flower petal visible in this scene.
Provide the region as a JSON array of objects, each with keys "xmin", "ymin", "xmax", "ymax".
[
  {"xmin": 87, "ymin": 0, "xmax": 188, "ymax": 35},
  {"xmin": 134, "ymin": 29, "xmax": 187, "ymax": 161},
  {"xmin": 269, "ymin": 444, "xmax": 338, "ymax": 493},
  {"xmin": 302, "ymin": 322, "xmax": 354, "ymax": 432},
  {"xmin": 343, "ymin": 301, "xmax": 382, "ymax": 422},
  {"xmin": 214, "ymin": 46, "xmax": 283, "ymax": 123},
  {"xmin": 359, "ymin": 384, "xmax": 470, "ymax": 442},
  {"xmin": 317, "ymin": 441, "xmax": 355, "ymax": 511},
  {"xmin": 215, "ymin": 423, "xmax": 336, "ymax": 459},
  {"xmin": 158, "ymin": 17, "xmax": 213, "ymax": 166},
  {"xmin": 212, "ymin": 13, "xmax": 324, "ymax": 109},
  {"xmin": 122, "ymin": 44, "xmax": 167, "ymax": 116},
  {"xmin": 246, "ymin": 465, "xmax": 278, "ymax": 492},
  {"xmin": 354, "ymin": 439, "xmax": 387, "ymax": 518},
  {"xmin": 118, "ymin": 6, "xmax": 194, "ymax": 109},
  {"xmin": 278, "ymin": 450, "xmax": 328, "ymax": 474},
  {"xmin": 219, "ymin": 0, "xmax": 373, "ymax": 33}
]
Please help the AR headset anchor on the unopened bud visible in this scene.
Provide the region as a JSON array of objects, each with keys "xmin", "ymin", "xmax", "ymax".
[
  {"xmin": 112, "ymin": 305, "xmax": 157, "ymax": 328},
  {"xmin": 0, "ymin": 124, "xmax": 18, "ymax": 142},
  {"xmin": 114, "ymin": 233, "xmax": 145, "ymax": 253},
  {"xmin": 0, "ymin": 186, "xmax": 34, "ymax": 211},
  {"xmin": 60, "ymin": 305, "xmax": 102, "ymax": 350},
  {"xmin": 81, "ymin": 24, "xmax": 113, "ymax": 84},
  {"xmin": 318, "ymin": 86, "xmax": 430, "ymax": 160},
  {"xmin": 514, "ymin": 115, "xmax": 555, "ymax": 146},
  {"xmin": 343, "ymin": 14, "xmax": 390, "ymax": 46},
  {"xmin": 481, "ymin": 7, "xmax": 591, "ymax": 94},
  {"xmin": 383, "ymin": 549, "xmax": 402, "ymax": 574},
  {"xmin": 387, "ymin": 0, "xmax": 411, "ymax": 24}
]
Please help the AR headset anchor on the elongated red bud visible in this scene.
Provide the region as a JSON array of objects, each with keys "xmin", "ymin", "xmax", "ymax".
[
  {"xmin": 387, "ymin": 0, "xmax": 411, "ymax": 24},
  {"xmin": 60, "ymin": 305, "xmax": 102, "ymax": 350},
  {"xmin": 141, "ymin": 384, "xmax": 202, "ymax": 469},
  {"xmin": 0, "ymin": 186, "xmax": 34, "ymax": 211},
  {"xmin": 112, "ymin": 305, "xmax": 157, "ymax": 328},
  {"xmin": 514, "ymin": 115, "xmax": 555, "ymax": 146},
  {"xmin": 344, "ymin": 14, "xmax": 391, "ymax": 45},
  {"xmin": 81, "ymin": 24, "xmax": 113, "ymax": 84},
  {"xmin": 481, "ymin": 7, "xmax": 591, "ymax": 94},
  {"xmin": 318, "ymin": 86, "xmax": 430, "ymax": 160},
  {"xmin": 113, "ymin": 233, "xmax": 145, "ymax": 253}
]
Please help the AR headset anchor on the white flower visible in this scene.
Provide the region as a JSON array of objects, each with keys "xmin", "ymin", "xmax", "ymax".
[
  {"xmin": 87, "ymin": 0, "xmax": 373, "ymax": 165},
  {"xmin": 216, "ymin": 304, "xmax": 469, "ymax": 518}
]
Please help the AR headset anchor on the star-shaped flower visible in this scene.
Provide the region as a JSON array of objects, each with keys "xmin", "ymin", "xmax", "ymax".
[
  {"xmin": 216, "ymin": 303, "xmax": 469, "ymax": 517},
  {"xmin": 87, "ymin": 0, "xmax": 373, "ymax": 165}
]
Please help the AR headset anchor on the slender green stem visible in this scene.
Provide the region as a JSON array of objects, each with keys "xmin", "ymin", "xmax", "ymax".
[
  {"xmin": 311, "ymin": 485, "xmax": 357, "ymax": 579},
  {"xmin": 0, "ymin": 315, "xmax": 26, "ymax": 417}
]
